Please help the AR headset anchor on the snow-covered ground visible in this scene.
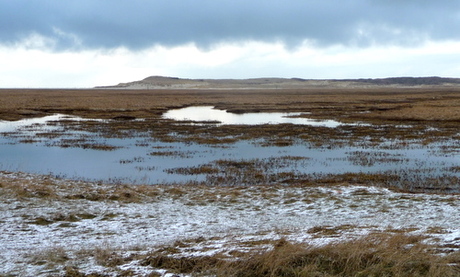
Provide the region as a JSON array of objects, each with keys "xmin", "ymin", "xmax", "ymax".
[{"xmin": 1, "ymin": 171, "xmax": 459, "ymax": 276}]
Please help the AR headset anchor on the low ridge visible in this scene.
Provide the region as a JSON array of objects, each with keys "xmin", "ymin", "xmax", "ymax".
[{"xmin": 97, "ymin": 76, "xmax": 460, "ymax": 89}]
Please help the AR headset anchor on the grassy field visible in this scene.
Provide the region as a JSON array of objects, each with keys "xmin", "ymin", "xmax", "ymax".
[{"xmin": 1, "ymin": 87, "xmax": 460, "ymax": 122}]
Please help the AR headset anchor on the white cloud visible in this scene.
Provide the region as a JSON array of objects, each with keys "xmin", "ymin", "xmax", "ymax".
[
  {"xmin": 1, "ymin": 34, "xmax": 460, "ymax": 88},
  {"xmin": 13, "ymin": 33, "xmax": 57, "ymax": 50},
  {"xmin": 52, "ymin": 27, "xmax": 83, "ymax": 48}
]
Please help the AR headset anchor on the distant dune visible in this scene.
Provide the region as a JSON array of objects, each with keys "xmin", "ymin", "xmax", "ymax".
[{"xmin": 96, "ymin": 76, "xmax": 460, "ymax": 89}]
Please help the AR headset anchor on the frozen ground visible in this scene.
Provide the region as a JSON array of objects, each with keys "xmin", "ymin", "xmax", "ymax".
[{"xmin": 1, "ymin": 171, "xmax": 459, "ymax": 276}]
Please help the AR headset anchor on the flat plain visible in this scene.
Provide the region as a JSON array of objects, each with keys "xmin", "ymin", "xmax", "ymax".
[
  {"xmin": 1, "ymin": 86, "xmax": 460, "ymax": 122},
  {"xmin": 1, "ymin": 83, "xmax": 460, "ymax": 276}
]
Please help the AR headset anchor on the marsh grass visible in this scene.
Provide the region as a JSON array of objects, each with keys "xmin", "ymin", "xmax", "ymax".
[
  {"xmin": 0, "ymin": 172, "xmax": 161, "ymax": 203},
  {"xmin": 166, "ymin": 156, "xmax": 313, "ymax": 186},
  {"xmin": 0, "ymin": 175, "xmax": 58, "ymax": 199},
  {"xmin": 16, "ymin": 232, "xmax": 460, "ymax": 276},
  {"xmin": 148, "ymin": 150, "xmax": 194, "ymax": 158},
  {"xmin": 138, "ymin": 234, "xmax": 460, "ymax": 277},
  {"xmin": 92, "ymin": 245, "xmax": 127, "ymax": 268},
  {"xmin": 24, "ymin": 212, "xmax": 96, "ymax": 226},
  {"xmin": 2, "ymin": 88, "xmax": 460, "ymax": 276},
  {"xmin": 3, "ymin": 92, "xmax": 458, "ymax": 193},
  {"xmin": 28, "ymin": 246, "xmax": 70, "ymax": 266},
  {"xmin": 164, "ymin": 156, "xmax": 459, "ymax": 192},
  {"xmin": 63, "ymin": 266, "xmax": 110, "ymax": 277},
  {"xmin": 23, "ymin": 106, "xmax": 458, "ymax": 151},
  {"xmin": 118, "ymin": 156, "xmax": 145, "ymax": 164},
  {"xmin": 2, "ymin": 171, "xmax": 460, "ymax": 276},
  {"xmin": 291, "ymin": 172, "xmax": 460, "ymax": 193},
  {"xmin": 165, "ymin": 165, "xmax": 219, "ymax": 175},
  {"xmin": 307, "ymin": 224, "xmax": 357, "ymax": 237},
  {"xmin": 346, "ymin": 150, "xmax": 408, "ymax": 167}
]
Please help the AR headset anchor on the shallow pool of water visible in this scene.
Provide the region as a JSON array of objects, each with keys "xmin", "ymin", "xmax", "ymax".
[
  {"xmin": 163, "ymin": 106, "xmax": 345, "ymax": 127},
  {"xmin": 0, "ymin": 114, "xmax": 458, "ymax": 186}
]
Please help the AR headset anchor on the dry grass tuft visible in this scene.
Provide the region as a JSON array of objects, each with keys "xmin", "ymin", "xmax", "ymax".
[
  {"xmin": 28, "ymin": 246, "xmax": 70, "ymax": 266},
  {"xmin": 216, "ymin": 234, "xmax": 460, "ymax": 277},
  {"xmin": 0, "ymin": 172, "xmax": 163, "ymax": 203},
  {"xmin": 139, "ymin": 234, "xmax": 460, "ymax": 277},
  {"xmin": 92, "ymin": 246, "xmax": 127, "ymax": 268},
  {"xmin": 141, "ymin": 255, "xmax": 221, "ymax": 274},
  {"xmin": 63, "ymin": 266, "xmax": 110, "ymax": 277}
]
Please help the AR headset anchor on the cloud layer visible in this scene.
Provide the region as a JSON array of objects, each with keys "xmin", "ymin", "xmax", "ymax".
[
  {"xmin": 2, "ymin": 1, "xmax": 460, "ymax": 87},
  {"xmin": 2, "ymin": 0, "xmax": 460, "ymax": 50}
]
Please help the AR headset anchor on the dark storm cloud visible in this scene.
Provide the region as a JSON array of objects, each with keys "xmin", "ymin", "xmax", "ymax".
[{"xmin": 2, "ymin": 0, "xmax": 460, "ymax": 50}]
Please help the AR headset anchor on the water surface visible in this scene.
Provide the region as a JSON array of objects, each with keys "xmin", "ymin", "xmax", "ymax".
[
  {"xmin": 0, "ymin": 113, "xmax": 458, "ymax": 186},
  {"xmin": 163, "ymin": 106, "xmax": 345, "ymax": 127}
]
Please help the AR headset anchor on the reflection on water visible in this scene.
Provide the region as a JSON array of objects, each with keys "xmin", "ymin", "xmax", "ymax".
[
  {"xmin": 163, "ymin": 106, "xmax": 345, "ymax": 127},
  {"xmin": 0, "ymin": 114, "xmax": 458, "ymax": 186},
  {"xmin": 0, "ymin": 114, "xmax": 98, "ymax": 133}
]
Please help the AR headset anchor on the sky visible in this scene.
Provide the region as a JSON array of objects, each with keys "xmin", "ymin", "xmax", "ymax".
[{"xmin": 1, "ymin": 0, "xmax": 460, "ymax": 88}]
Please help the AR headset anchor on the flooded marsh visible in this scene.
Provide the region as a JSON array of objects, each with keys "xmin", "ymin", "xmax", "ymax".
[
  {"xmin": 0, "ymin": 106, "xmax": 458, "ymax": 192},
  {"xmin": 1, "ymin": 88, "xmax": 460, "ymax": 275}
]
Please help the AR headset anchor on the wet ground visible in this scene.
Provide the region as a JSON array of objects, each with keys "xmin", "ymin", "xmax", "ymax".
[
  {"xmin": 0, "ymin": 88, "xmax": 459, "ymax": 276},
  {"xmin": 1, "ymin": 108, "xmax": 458, "ymax": 191}
]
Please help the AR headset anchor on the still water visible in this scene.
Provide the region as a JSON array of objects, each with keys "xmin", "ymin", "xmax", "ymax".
[
  {"xmin": 163, "ymin": 106, "xmax": 345, "ymax": 127},
  {"xmin": 0, "ymin": 111, "xmax": 458, "ymax": 185}
]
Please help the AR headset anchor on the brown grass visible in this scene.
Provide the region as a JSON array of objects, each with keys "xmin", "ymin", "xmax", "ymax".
[
  {"xmin": 28, "ymin": 246, "xmax": 70, "ymax": 266},
  {"xmin": 2, "ymin": 171, "xmax": 459, "ymax": 276},
  {"xmin": 139, "ymin": 234, "xmax": 460, "ymax": 277},
  {"xmin": 0, "ymin": 172, "xmax": 162, "ymax": 202},
  {"xmin": 2, "ymin": 89, "xmax": 458, "ymax": 161},
  {"xmin": 0, "ymin": 87, "xmax": 459, "ymax": 123}
]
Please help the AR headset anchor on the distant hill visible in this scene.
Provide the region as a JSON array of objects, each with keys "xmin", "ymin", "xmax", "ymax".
[
  {"xmin": 346, "ymin": 77, "xmax": 460, "ymax": 86},
  {"xmin": 96, "ymin": 76, "xmax": 460, "ymax": 89}
]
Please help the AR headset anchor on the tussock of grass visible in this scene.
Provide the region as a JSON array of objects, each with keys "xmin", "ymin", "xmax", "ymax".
[
  {"xmin": 92, "ymin": 246, "xmax": 127, "ymax": 267},
  {"xmin": 141, "ymin": 255, "xmax": 221, "ymax": 274},
  {"xmin": 141, "ymin": 234, "xmax": 460, "ymax": 277},
  {"xmin": 63, "ymin": 266, "xmax": 109, "ymax": 277},
  {"xmin": 19, "ymin": 233, "xmax": 460, "ymax": 276},
  {"xmin": 28, "ymin": 246, "xmax": 69, "ymax": 266},
  {"xmin": 0, "ymin": 172, "xmax": 162, "ymax": 203}
]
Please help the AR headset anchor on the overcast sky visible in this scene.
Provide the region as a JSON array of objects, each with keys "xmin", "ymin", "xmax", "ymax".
[{"xmin": 2, "ymin": 0, "xmax": 460, "ymax": 88}]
